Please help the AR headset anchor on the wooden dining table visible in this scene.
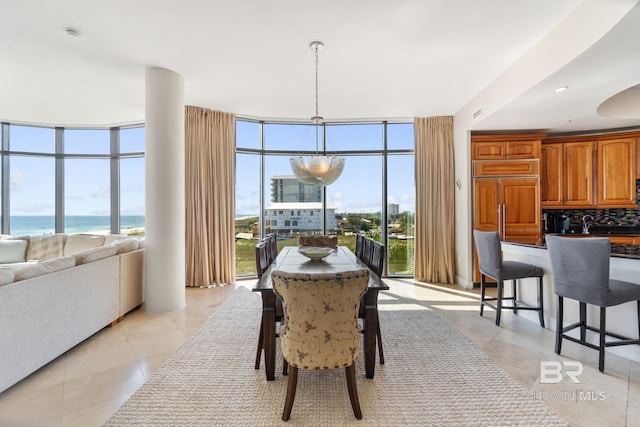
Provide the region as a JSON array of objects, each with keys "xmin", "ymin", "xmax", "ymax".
[{"xmin": 252, "ymin": 245, "xmax": 389, "ymax": 381}]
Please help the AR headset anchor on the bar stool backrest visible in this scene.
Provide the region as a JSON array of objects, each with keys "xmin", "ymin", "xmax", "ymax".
[
  {"xmin": 473, "ymin": 230, "xmax": 503, "ymax": 280},
  {"xmin": 546, "ymin": 236, "xmax": 611, "ymax": 306}
]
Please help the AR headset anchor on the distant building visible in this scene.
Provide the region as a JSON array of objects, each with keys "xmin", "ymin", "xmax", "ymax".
[
  {"xmin": 388, "ymin": 203, "xmax": 400, "ymax": 216},
  {"xmin": 264, "ymin": 202, "xmax": 339, "ymax": 235},
  {"xmin": 271, "ymin": 175, "xmax": 322, "ymax": 203}
]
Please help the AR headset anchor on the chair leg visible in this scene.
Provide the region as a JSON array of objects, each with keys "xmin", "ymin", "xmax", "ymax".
[
  {"xmin": 555, "ymin": 296, "xmax": 563, "ymax": 354},
  {"xmin": 479, "ymin": 274, "xmax": 486, "ymax": 317},
  {"xmin": 495, "ymin": 280, "xmax": 504, "ymax": 326},
  {"xmin": 512, "ymin": 279, "xmax": 518, "ymax": 314},
  {"xmin": 376, "ymin": 324, "xmax": 384, "ymax": 365},
  {"xmin": 282, "ymin": 366, "xmax": 298, "ymax": 421},
  {"xmin": 599, "ymin": 307, "xmax": 606, "ymax": 372},
  {"xmin": 254, "ymin": 321, "xmax": 264, "ymax": 369},
  {"xmin": 538, "ymin": 276, "xmax": 545, "ymax": 328},
  {"xmin": 283, "ymin": 358, "xmax": 288, "ymax": 376},
  {"xmin": 345, "ymin": 363, "xmax": 363, "ymax": 420},
  {"xmin": 579, "ymin": 302, "xmax": 587, "ymax": 342},
  {"xmin": 637, "ymin": 301, "xmax": 640, "ymax": 340}
]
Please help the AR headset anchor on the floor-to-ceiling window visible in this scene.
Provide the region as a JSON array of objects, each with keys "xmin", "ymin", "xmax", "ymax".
[
  {"xmin": 0, "ymin": 123, "xmax": 145, "ymax": 236},
  {"xmin": 235, "ymin": 119, "xmax": 415, "ymax": 277}
]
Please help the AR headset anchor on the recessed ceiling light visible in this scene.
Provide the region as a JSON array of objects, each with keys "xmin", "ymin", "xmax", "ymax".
[
  {"xmin": 554, "ymin": 86, "xmax": 569, "ymax": 93},
  {"xmin": 64, "ymin": 27, "xmax": 82, "ymax": 40}
]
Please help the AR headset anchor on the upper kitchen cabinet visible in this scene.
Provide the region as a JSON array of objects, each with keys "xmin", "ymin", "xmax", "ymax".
[
  {"xmin": 471, "ymin": 134, "xmax": 543, "ymax": 160},
  {"xmin": 541, "ymin": 132, "xmax": 638, "ymax": 208},
  {"xmin": 597, "ymin": 137, "xmax": 637, "ymax": 207},
  {"xmin": 541, "ymin": 141, "xmax": 594, "ymax": 207}
]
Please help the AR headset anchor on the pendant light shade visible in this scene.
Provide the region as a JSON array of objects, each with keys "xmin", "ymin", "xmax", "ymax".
[
  {"xmin": 290, "ymin": 41, "xmax": 345, "ymax": 186},
  {"xmin": 290, "ymin": 155, "xmax": 345, "ymax": 186}
]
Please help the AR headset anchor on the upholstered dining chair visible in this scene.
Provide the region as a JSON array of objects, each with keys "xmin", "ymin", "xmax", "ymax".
[
  {"xmin": 272, "ymin": 269, "xmax": 369, "ymax": 421},
  {"xmin": 298, "ymin": 235, "xmax": 338, "ymax": 248},
  {"xmin": 264, "ymin": 233, "xmax": 278, "ymax": 265},
  {"xmin": 360, "ymin": 237, "xmax": 374, "ymax": 267},
  {"xmin": 546, "ymin": 236, "xmax": 640, "ymax": 372},
  {"xmin": 473, "ymin": 230, "xmax": 545, "ymax": 327}
]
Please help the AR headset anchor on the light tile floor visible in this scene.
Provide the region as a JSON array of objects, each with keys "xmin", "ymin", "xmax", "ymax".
[{"xmin": 0, "ymin": 279, "xmax": 638, "ymax": 426}]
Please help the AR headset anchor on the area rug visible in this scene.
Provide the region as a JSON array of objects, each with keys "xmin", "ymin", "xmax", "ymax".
[{"xmin": 105, "ymin": 286, "xmax": 566, "ymax": 426}]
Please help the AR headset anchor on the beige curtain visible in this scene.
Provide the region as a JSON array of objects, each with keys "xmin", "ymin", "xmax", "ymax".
[
  {"xmin": 185, "ymin": 106, "xmax": 236, "ymax": 286},
  {"xmin": 414, "ymin": 116, "xmax": 456, "ymax": 284}
]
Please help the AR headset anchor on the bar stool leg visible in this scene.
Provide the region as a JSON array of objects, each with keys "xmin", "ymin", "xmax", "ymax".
[
  {"xmin": 599, "ymin": 307, "xmax": 606, "ymax": 372},
  {"xmin": 537, "ymin": 276, "xmax": 545, "ymax": 328},
  {"xmin": 480, "ymin": 274, "xmax": 486, "ymax": 317},
  {"xmin": 579, "ymin": 302, "xmax": 587, "ymax": 342},
  {"xmin": 496, "ymin": 280, "xmax": 504, "ymax": 326},
  {"xmin": 512, "ymin": 279, "xmax": 518, "ymax": 314},
  {"xmin": 555, "ymin": 296, "xmax": 563, "ymax": 354}
]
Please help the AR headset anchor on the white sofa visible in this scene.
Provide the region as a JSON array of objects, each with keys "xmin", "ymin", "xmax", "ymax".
[{"xmin": 0, "ymin": 233, "xmax": 145, "ymax": 393}]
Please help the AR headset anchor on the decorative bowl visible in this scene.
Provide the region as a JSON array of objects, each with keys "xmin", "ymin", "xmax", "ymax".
[{"xmin": 298, "ymin": 246, "xmax": 334, "ymax": 260}]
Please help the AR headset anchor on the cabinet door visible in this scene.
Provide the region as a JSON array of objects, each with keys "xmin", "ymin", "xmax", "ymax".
[
  {"xmin": 564, "ymin": 142, "xmax": 594, "ymax": 206},
  {"xmin": 501, "ymin": 177, "xmax": 540, "ymax": 237},
  {"xmin": 506, "ymin": 140, "xmax": 540, "ymax": 159},
  {"xmin": 541, "ymin": 144, "xmax": 563, "ymax": 207},
  {"xmin": 597, "ymin": 138, "xmax": 637, "ymax": 207},
  {"xmin": 474, "ymin": 178, "xmax": 499, "ymax": 231},
  {"xmin": 472, "ymin": 142, "xmax": 505, "ymax": 160}
]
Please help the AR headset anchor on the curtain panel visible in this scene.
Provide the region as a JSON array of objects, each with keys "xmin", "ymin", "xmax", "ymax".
[
  {"xmin": 185, "ymin": 106, "xmax": 236, "ymax": 286},
  {"xmin": 414, "ymin": 116, "xmax": 456, "ymax": 284}
]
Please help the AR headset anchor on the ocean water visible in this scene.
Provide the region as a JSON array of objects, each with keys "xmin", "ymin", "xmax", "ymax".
[{"xmin": 7, "ymin": 215, "xmax": 145, "ymax": 236}]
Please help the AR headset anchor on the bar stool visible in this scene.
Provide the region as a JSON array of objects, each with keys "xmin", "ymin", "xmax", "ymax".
[
  {"xmin": 546, "ymin": 236, "xmax": 640, "ymax": 372},
  {"xmin": 473, "ymin": 230, "xmax": 545, "ymax": 327}
]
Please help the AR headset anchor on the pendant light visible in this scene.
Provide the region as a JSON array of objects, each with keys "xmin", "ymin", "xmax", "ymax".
[{"xmin": 290, "ymin": 41, "xmax": 345, "ymax": 186}]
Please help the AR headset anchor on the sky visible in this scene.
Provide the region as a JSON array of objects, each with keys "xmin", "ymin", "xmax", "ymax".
[
  {"xmin": 3, "ymin": 121, "xmax": 414, "ymax": 218},
  {"xmin": 235, "ymin": 121, "xmax": 415, "ymax": 216}
]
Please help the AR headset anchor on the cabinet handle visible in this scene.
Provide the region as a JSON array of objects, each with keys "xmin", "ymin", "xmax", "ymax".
[{"xmin": 502, "ymin": 204, "xmax": 507, "ymax": 239}]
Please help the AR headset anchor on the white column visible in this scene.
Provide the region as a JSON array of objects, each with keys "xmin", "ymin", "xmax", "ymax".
[{"xmin": 144, "ymin": 67, "xmax": 185, "ymax": 313}]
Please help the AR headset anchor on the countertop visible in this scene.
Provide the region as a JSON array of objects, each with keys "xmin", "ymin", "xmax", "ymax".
[{"xmin": 502, "ymin": 235, "xmax": 640, "ymax": 260}]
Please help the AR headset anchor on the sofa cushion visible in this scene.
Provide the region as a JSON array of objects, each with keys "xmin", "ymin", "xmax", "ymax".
[
  {"xmin": 13, "ymin": 256, "xmax": 76, "ymax": 281},
  {"xmin": 0, "ymin": 239, "xmax": 29, "ymax": 263},
  {"xmin": 109, "ymin": 238, "xmax": 140, "ymax": 254},
  {"xmin": 0, "ymin": 267, "xmax": 15, "ymax": 286},
  {"xmin": 26, "ymin": 234, "xmax": 65, "ymax": 261},
  {"xmin": 73, "ymin": 246, "xmax": 118, "ymax": 265},
  {"xmin": 103, "ymin": 235, "xmax": 127, "ymax": 245},
  {"xmin": 64, "ymin": 234, "xmax": 106, "ymax": 256}
]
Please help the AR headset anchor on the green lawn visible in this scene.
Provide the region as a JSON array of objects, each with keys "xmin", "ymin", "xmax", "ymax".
[{"xmin": 235, "ymin": 235, "xmax": 413, "ymax": 276}]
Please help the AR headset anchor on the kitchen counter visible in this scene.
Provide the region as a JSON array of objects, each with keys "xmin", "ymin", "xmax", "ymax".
[
  {"xmin": 503, "ymin": 235, "xmax": 640, "ymax": 259},
  {"xmin": 499, "ymin": 239, "xmax": 640, "ymax": 364}
]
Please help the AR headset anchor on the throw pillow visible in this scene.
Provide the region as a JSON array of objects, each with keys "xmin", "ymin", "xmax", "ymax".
[
  {"xmin": 26, "ymin": 234, "xmax": 65, "ymax": 261},
  {"xmin": 0, "ymin": 239, "xmax": 29, "ymax": 263},
  {"xmin": 63, "ymin": 234, "xmax": 106, "ymax": 256}
]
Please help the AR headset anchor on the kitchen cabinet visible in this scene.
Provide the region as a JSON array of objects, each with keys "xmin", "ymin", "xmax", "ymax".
[
  {"xmin": 471, "ymin": 134, "xmax": 542, "ymax": 160},
  {"xmin": 596, "ymin": 138, "xmax": 637, "ymax": 207},
  {"xmin": 541, "ymin": 141, "xmax": 594, "ymax": 207},
  {"xmin": 474, "ymin": 177, "xmax": 540, "ymax": 238}
]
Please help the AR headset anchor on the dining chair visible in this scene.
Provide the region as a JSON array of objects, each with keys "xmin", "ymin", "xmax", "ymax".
[
  {"xmin": 298, "ymin": 235, "xmax": 338, "ymax": 248},
  {"xmin": 266, "ymin": 233, "xmax": 278, "ymax": 264},
  {"xmin": 546, "ymin": 236, "xmax": 640, "ymax": 372},
  {"xmin": 361, "ymin": 237, "xmax": 373, "ymax": 267},
  {"xmin": 473, "ymin": 230, "xmax": 545, "ymax": 327},
  {"xmin": 361, "ymin": 240, "xmax": 385, "ymax": 363},
  {"xmin": 254, "ymin": 240, "xmax": 283, "ymax": 370},
  {"xmin": 272, "ymin": 268, "xmax": 369, "ymax": 421},
  {"xmin": 355, "ymin": 233, "xmax": 365, "ymax": 260}
]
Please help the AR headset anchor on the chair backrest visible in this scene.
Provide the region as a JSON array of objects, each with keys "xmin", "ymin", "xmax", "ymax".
[
  {"xmin": 361, "ymin": 237, "xmax": 374, "ymax": 266},
  {"xmin": 545, "ymin": 236, "xmax": 611, "ymax": 306},
  {"xmin": 369, "ymin": 240, "xmax": 386, "ymax": 277},
  {"xmin": 272, "ymin": 269, "xmax": 369, "ymax": 369},
  {"xmin": 266, "ymin": 233, "xmax": 278, "ymax": 263},
  {"xmin": 255, "ymin": 240, "xmax": 269, "ymax": 278},
  {"xmin": 298, "ymin": 235, "xmax": 338, "ymax": 248},
  {"xmin": 355, "ymin": 234, "xmax": 365, "ymax": 260},
  {"xmin": 472, "ymin": 230, "xmax": 503, "ymax": 280}
]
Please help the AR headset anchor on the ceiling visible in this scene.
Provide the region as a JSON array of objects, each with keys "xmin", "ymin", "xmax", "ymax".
[{"xmin": 1, "ymin": 0, "xmax": 639, "ymax": 134}]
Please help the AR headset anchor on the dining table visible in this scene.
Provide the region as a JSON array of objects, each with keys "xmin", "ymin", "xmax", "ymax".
[{"xmin": 252, "ymin": 245, "xmax": 390, "ymax": 381}]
